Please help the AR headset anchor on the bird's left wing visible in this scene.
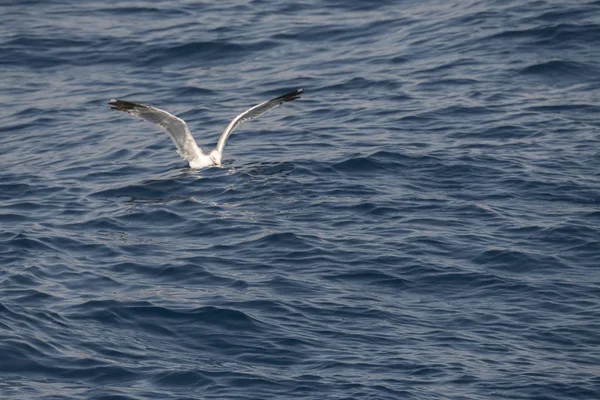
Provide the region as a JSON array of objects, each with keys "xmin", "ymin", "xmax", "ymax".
[{"xmin": 108, "ymin": 99, "xmax": 203, "ymax": 161}]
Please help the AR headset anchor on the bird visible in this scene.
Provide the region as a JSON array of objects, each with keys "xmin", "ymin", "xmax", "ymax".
[{"xmin": 108, "ymin": 88, "xmax": 303, "ymax": 169}]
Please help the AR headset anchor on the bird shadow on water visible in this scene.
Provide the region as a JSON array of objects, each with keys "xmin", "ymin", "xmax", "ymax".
[
  {"xmin": 89, "ymin": 166, "xmax": 208, "ymax": 205},
  {"xmin": 91, "ymin": 160, "xmax": 297, "ymax": 205}
]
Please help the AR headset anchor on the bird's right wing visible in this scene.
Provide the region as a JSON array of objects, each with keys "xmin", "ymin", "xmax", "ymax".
[
  {"xmin": 108, "ymin": 99, "xmax": 203, "ymax": 161},
  {"xmin": 216, "ymin": 88, "xmax": 303, "ymax": 155}
]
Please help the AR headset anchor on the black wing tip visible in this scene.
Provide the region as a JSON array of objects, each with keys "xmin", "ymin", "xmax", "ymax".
[
  {"xmin": 108, "ymin": 99, "xmax": 143, "ymax": 112},
  {"xmin": 275, "ymin": 88, "xmax": 304, "ymax": 102}
]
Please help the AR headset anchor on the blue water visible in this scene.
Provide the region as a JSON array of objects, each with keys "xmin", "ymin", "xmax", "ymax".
[{"xmin": 1, "ymin": 0, "xmax": 600, "ymax": 399}]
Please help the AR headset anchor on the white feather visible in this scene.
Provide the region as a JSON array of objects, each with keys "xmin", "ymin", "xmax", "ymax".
[{"xmin": 108, "ymin": 88, "xmax": 303, "ymax": 169}]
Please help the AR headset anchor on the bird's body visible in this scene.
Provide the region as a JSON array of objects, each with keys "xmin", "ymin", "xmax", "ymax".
[{"xmin": 108, "ymin": 89, "xmax": 303, "ymax": 169}]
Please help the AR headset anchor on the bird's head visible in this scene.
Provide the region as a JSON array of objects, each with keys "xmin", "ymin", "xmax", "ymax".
[{"xmin": 209, "ymin": 150, "xmax": 222, "ymax": 166}]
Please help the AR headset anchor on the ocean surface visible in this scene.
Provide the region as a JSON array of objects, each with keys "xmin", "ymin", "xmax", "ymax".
[{"xmin": 1, "ymin": 1, "xmax": 600, "ymax": 399}]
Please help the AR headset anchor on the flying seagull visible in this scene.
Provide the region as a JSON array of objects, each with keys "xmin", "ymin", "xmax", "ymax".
[{"xmin": 108, "ymin": 88, "xmax": 303, "ymax": 169}]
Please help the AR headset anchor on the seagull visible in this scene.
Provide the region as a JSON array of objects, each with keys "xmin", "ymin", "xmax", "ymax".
[{"xmin": 108, "ymin": 88, "xmax": 303, "ymax": 169}]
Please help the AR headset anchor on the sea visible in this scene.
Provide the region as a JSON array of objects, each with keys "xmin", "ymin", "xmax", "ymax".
[{"xmin": 1, "ymin": 0, "xmax": 599, "ymax": 399}]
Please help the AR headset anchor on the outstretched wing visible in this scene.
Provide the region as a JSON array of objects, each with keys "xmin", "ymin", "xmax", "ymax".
[
  {"xmin": 108, "ymin": 99, "xmax": 204, "ymax": 161},
  {"xmin": 216, "ymin": 88, "xmax": 303, "ymax": 155}
]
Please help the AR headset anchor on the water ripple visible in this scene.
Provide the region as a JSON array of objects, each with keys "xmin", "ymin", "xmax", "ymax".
[{"xmin": 1, "ymin": 0, "xmax": 599, "ymax": 399}]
